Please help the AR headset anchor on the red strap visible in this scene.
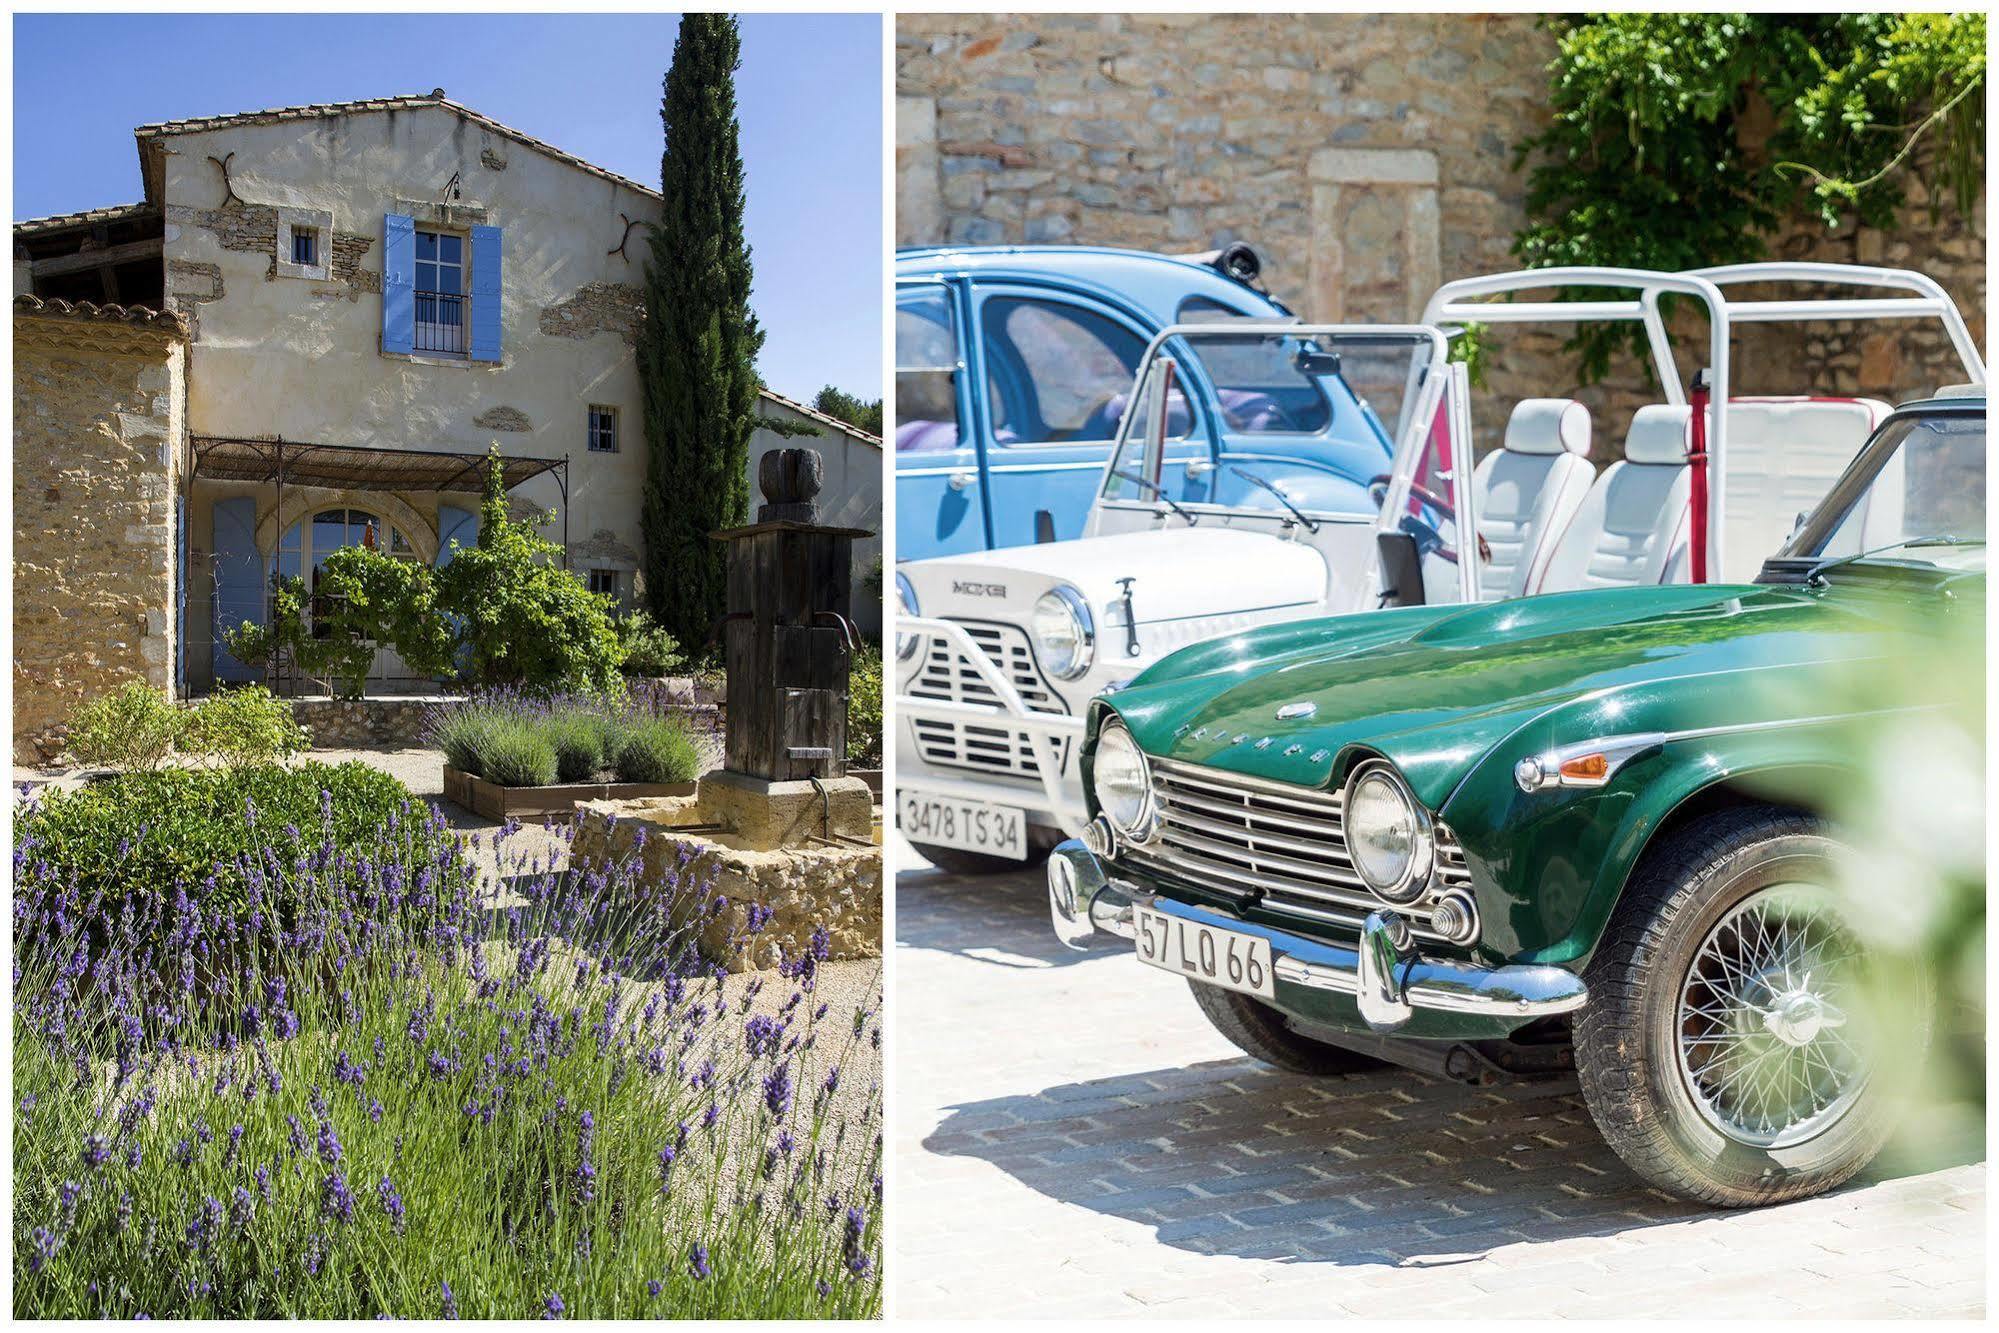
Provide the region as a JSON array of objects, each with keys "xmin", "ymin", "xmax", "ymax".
[{"xmin": 1688, "ymin": 375, "xmax": 1710, "ymax": 583}]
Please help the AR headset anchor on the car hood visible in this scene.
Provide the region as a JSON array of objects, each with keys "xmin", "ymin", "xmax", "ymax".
[
  {"xmin": 902, "ymin": 527, "xmax": 1328, "ymax": 627},
  {"xmin": 1106, "ymin": 580, "xmax": 1946, "ymax": 808}
]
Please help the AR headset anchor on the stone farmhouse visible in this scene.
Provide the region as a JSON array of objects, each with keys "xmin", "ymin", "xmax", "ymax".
[{"xmin": 13, "ymin": 92, "xmax": 880, "ymax": 763}]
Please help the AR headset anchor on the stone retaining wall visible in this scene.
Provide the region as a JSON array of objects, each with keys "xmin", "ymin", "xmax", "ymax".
[
  {"xmin": 898, "ymin": 13, "xmax": 1986, "ymax": 453},
  {"xmin": 290, "ymin": 692, "xmax": 726, "ymax": 751}
]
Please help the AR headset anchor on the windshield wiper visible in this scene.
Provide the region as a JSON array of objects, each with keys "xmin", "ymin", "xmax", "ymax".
[
  {"xmin": 1804, "ymin": 533, "xmax": 1983, "ymax": 585},
  {"xmin": 1111, "ymin": 469, "xmax": 1198, "ymax": 526},
  {"xmin": 1227, "ymin": 465, "xmax": 1320, "ymax": 533}
]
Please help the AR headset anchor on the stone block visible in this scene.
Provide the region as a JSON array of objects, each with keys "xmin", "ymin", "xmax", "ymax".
[{"xmin": 695, "ymin": 770, "xmax": 874, "ymax": 850}]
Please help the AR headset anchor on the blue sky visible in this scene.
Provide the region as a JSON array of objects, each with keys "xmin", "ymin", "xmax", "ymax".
[{"xmin": 12, "ymin": 12, "xmax": 883, "ymax": 405}]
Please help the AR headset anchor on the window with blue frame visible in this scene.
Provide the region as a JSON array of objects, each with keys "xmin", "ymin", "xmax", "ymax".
[
  {"xmin": 413, "ymin": 229, "xmax": 466, "ymax": 355},
  {"xmin": 588, "ymin": 405, "xmax": 618, "ymax": 453}
]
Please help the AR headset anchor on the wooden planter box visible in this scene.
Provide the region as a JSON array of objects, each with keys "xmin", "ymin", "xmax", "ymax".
[{"xmin": 442, "ymin": 766, "xmax": 698, "ymax": 820}]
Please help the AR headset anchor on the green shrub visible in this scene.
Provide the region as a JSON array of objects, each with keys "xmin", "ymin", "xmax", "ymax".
[
  {"xmin": 544, "ymin": 712, "xmax": 607, "ymax": 783},
  {"xmin": 480, "ymin": 722, "xmax": 560, "ymax": 788},
  {"xmin": 64, "ymin": 682, "xmax": 181, "ymax": 771},
  {"xmin": 847, "ymin": 645, "xmax": 883, "ymax": 767},
  {"xmin": 613, "ymin": 715, "xmax": 701, "ymax": 784},
  {"xmin": 438, "ymin": 451, "xmax": 626, "ymax": 692},
  {"xmin": 615, "ymin": 608, "xmax": 688, "ymax": 677},
  {"xmin": 180, "ymin": 685, "xmax": 309, "ymax": 767},
  {"xmin": 15, "ymin": 763, "xmax": 428, "ymax": 922}
]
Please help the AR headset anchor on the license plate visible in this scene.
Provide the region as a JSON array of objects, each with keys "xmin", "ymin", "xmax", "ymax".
[
  {"xmin": 1134, "ymin": 906, "xmax": 1276, "ymax": 1000},
  {"xmin": 898, "ymin": 791, "xmax": 1028, "ymax": 861}
]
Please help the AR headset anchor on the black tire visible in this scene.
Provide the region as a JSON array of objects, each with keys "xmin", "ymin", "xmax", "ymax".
[
  {"xmin": 1187, "ymin": 980, "xmax": 1389, "ymax": 1076},
  {"xmin": 907, "ymin": 842, "xmax": 1039, "ymax": 877},
  {"xmin": 1575, "ymin": 805, "xmax": 1925, "ymax": 1207}
]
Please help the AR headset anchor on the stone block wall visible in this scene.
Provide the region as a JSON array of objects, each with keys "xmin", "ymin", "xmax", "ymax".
[
  {"xmin": 898, "ymin": 13, "xmax": 1986, "ymax": 453},
  {"xmin": 13, "ymin": 301, "xmax": 188, "ymax": 764}
]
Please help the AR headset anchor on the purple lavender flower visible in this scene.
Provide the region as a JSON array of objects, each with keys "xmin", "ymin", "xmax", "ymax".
[
  {"xmin": 688, "ymin": 1242, "xmax": 710, "ymax": 1280},
  {"xmin": 843, "ymin": 1205, "xmax": 871, "ymax": 1279},
  {"xmin": 317, "ymin": 1121, "xmax": 344, "ymax": 1165},
  {"xmin": 80, "ymin": 1133, "xmax": 110, "ymax": 1169},
  {"xmin": 378, "ymin": 1176, "xmax": 406, "ymax": 1233},
  {"xmin": 439, "ymin": 1281, "xmax": 458, "ymax": 1319},
  {"xmin": 540, "ymin": 1293, "xmax": 565, "ymax": 1319},
  {"xmin": 322, "ymin": 1171, "xmax": 356, "ymax": 1224},
  {"xmin": 763, "ymin": 1065, "xmax": 793, "ymax": 1118}
]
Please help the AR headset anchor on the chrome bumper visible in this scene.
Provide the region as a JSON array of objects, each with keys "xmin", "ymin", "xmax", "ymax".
[{"xmin": 1046, "ymin": 827, "xmax": 1588, "ymax": 1033}]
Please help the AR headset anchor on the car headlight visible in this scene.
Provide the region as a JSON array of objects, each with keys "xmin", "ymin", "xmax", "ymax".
[
  {"xmin": 1342, "ymin": 760, "xmax": 1433, "ymax": 903},
  {"xmin": 1032, "ymin": 585, "xmax": 1095, "ymax": 680},
  {"xmin": 1091, "ymin": 719, "xmax": 1156, "ymax": 842},
  {"xmin": 895, "ymin": 572, "xmax": 921, "ymax": 661}
]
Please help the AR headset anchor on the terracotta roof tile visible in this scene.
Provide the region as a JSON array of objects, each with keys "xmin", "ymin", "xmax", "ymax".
[
  {"xmin": 758, "ymin": 388, "xmax": 883, "ymax": 448},
  {"xmin": 14, "ymin": 202, "xmax": 159, "ymax": 235},
  {"xmin": 134, "ymin": 93, "xmax": 658, "ymax": 200},
  {"xmin": 14, "ymin": 293, "xmax": 187, "ymax": 334}
]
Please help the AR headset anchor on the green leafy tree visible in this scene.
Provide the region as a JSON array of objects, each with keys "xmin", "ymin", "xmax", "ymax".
[
  {"xmin": 640, "ymin": 13, "xmax": 765, "ymax": 647},
  {"xmin": 1513, "ymin": 13, "xmax": 1985, "ymax": 382},
  {"xmin": 812, "ymin": 385, "xmax": 884, "ymax": 437},
  {"xmin": 315, "ymin": 545, "xmax": 459, "ymax": 691},
  {"xmin": 436, "ymin": 451, "xmax": 626, "ymax": 692}
]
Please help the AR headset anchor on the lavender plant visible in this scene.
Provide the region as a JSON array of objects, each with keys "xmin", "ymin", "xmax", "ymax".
[
  {"xmin": 426, "ymin": 689, "xmax": 703, "ymax": 789},
  {"xmin": 13, "ymin": 776, "xmax": 882, "ymax": 1318}
]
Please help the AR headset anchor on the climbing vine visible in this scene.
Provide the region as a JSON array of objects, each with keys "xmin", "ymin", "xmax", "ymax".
[{"xmin": 1511, "ymin": 13, "xmax": 1985, "ymax": 382}]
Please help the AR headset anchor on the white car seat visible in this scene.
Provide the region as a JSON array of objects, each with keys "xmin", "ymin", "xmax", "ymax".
[
  {"xmin": 1535, "ymin": 405, "xmax": 1694, "ymax": 592},
  {"xmin": 1719, "ymin": 397, "xmax": 1892, "ymax": 576},
  {"xmin": 1473, "ymin": 399, "xmax": 1596, "ymax": 600}
]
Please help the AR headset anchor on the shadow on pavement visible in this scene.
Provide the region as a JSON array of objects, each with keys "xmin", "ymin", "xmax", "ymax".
[{"xmin": 896, "ymin": 857, "xmax": 1113, "ymax": 970}]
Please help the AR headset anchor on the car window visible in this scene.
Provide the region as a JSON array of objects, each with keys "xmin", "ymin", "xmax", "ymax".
[
  {"xmin": 896, "ymin": 287, "xmax": 961, "ymax": 456},
  {"xmin": 1811, "ymin": 412, "xmax": 1987, "ymax": 566},
  {"xmin": 1176, "ymin": 295, "xmax": 1253, "ymax": 323},
  {"xmin": 981, "ymin": 297, "xmax": 1148, "ymax": 446}
]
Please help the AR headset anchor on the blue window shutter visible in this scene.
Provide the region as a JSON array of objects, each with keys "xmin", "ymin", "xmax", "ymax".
[
  {"xmin": 469, "ymin": 225, "xmax": 502, "ymax": 362},
  {"xmin": 211, "ymin": 496, "xmax": 263, "ymax": 683},
  {"xmin": 435, "ymin": 504, "xmax": 480, "ymax": 565},
  {"xmin": 381, "ymin": 213, "xmax": 415, "ymax": 355}
]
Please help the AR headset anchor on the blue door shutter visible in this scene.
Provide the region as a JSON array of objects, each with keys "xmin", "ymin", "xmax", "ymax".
[
  {"xmin": 211, "ymin": 497, "xmax": 263, "ymax": 683},
  {"xmin": 469, "ymin": 225, "xmax": 502, "ymax": 362},
  {"xmin": 435, "ymin": 504, "xmax": 480, "ymax": 565},
  {"xmin": 381, "ymin": 213, "xmax": 415, "ymax": 355}
]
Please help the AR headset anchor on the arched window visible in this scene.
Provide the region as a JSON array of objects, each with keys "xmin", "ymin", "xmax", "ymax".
[{"xmin": 269, "ymin": 508, "xmax": 416, "ymax": 631}]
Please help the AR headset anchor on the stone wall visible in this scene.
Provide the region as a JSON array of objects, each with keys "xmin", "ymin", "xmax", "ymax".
[
  {"xmin": 12, "ymin": 301, "xmax": 187, "ymax": 764},
  {"xmin": 898, "ymin": 13, "xmax": 1987, "ymax": 453}
]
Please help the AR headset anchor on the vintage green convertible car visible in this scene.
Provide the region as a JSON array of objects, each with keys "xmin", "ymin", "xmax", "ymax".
[{"xmin": 1049, "ymin": 391, "xmax": 1985, "ymax": 1206}]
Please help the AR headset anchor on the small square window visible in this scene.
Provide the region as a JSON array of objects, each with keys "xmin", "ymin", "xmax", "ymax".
[
  {"xmin": 587, "ymin": 569, "xmax": 619, "ymax": 599},
  {"xmin": 292, "ymin": 227, "xmax": 320, "ymax": 267},
  {"xmin": 588, "ymin": 406, "xmax": 619, "ymax": 454}
]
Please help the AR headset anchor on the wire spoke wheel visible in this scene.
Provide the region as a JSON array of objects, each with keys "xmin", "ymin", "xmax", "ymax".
[{"xmin": 1676, "ymin": 883, "xmax": 1871, "ymax": 1149}]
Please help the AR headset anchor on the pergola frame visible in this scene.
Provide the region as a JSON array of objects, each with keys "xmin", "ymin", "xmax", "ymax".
[{"xmin": 189, "ymin": 434, "xmax": 572, "ymax": 562}]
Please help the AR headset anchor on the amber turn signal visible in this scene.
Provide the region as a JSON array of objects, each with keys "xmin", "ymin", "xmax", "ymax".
[{"xmin": 1557, "ymin": 752, "xmax": 1611, "ymax": 784}]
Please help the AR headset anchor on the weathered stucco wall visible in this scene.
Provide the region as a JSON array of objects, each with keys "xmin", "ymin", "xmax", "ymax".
[
  {"xmin": 13, "ymin": 305, "xmax": 186, "ymax": 763},
  {"xmin": 898, "ymin": 13, "xmax": 1987, "ymax": 452},
  {"xmin": 159, "ymin": 104, "xmax": 663, "ymax": 671}
]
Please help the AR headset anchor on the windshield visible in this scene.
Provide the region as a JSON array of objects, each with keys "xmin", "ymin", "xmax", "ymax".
[
  {"xmin": 1783, "ymin": 409, "xmax": 1986, "ymax": 573},
  {"xmin": 1101, "ymin": 330, "xmax": 1427, "ymax": 506}
]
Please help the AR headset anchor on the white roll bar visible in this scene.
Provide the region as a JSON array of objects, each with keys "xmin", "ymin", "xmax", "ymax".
[{"xmin": 1422, "ymin": 267, "xmax": 1733, "ymax": 578}]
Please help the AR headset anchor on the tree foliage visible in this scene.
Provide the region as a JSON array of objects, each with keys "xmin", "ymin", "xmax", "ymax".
[
  {"xmin": 639, "ymin": 13, "xmax": 765, "ymax": 648},
  {"xmin": 1513, "ymin": 13, "xmax": 1986, "ymax": 381},
  {"xmin": 812, "ymin": 385, "xmax": 884, "ymax": 437}
]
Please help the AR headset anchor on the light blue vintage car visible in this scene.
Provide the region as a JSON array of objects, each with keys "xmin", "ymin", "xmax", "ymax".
[{"xmin": 896, "ymin": 243, "xmax": 1376, "ymax": 558}]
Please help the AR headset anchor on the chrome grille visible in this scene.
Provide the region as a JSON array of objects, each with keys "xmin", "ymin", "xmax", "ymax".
[
  {"xmin": 1125, "ymin": 757, "xmax": 1473, "ymax": 944},
  {"xmin": 907, "ymin": 621, "xmax": 1070, "ymax": 778}
]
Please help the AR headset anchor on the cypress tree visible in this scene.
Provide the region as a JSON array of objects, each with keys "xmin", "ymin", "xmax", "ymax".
[{"xmin": 639, "ymin": 13, "xmax": 764, "ymax": 648}]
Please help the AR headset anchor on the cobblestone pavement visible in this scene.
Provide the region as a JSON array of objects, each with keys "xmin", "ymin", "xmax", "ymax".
[{"xmin": 894, "ymin": 838, "xmax": 1985, "ymax": 1318}]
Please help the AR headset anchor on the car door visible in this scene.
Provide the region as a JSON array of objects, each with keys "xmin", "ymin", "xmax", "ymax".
[
  {"xmin": 968, "ymin": 286, "xmax": 1158, "ymax": 550},
  {"xmin": 894, "ymin": 279, "xmax": 986, "ymax": 559}
]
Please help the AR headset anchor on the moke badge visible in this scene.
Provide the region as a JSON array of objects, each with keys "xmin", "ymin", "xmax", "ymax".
[{"xmin": 1276, "ymin": 701, "xmax": 1318, "ymax": 721}]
